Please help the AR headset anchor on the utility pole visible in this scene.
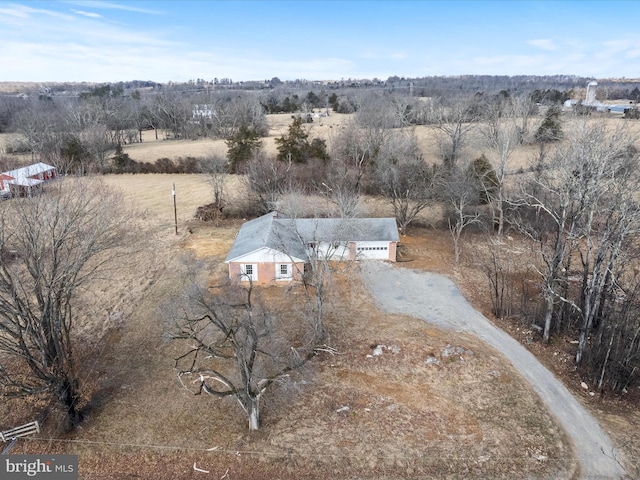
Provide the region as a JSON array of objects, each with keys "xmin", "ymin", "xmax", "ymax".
[{"xmin": 172, "ymin": 183, "xmax": 178, "ymax": 235}]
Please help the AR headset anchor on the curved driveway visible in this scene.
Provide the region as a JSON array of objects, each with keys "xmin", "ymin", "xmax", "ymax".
[{"xmin": 360, "ymin": 261, "xmax": 627, "ymax": 480}]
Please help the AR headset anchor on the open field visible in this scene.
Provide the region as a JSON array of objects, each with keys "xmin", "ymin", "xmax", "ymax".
[
  {"xmin": 117, "ymin": 112, "xmax": 545, "ymax": 169},
  {"xmin": 3, "ymin": 111, "xmax": 640, "ymax": 174},
  {"xmin": 97, "ymin": 112, "xmax": 640, "ymax": 173}
]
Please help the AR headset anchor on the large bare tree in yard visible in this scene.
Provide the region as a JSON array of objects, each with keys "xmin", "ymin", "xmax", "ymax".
[
  {"xmin": 0, "ymin": 180, "xmax": 132, "ymax": 430},
  {"xmin": 244, "ymin": 153, "xmax": 292, "ymax": 214},
  {"xmin": 173, "ymin": 281, "xmax": 318, "ymax": 431}
]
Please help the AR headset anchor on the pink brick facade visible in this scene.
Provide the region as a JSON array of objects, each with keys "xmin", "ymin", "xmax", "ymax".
[{"xmin": 228, "ymin": 261, "xmax": 305, "ymax": 285}]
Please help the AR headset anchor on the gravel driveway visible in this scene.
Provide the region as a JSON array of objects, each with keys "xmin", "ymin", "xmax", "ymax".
[{"xmin": 360, "ymin": 261, "xmax": 628, "ymax": 479}]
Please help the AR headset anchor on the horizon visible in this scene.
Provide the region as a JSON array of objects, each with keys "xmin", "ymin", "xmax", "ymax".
[{"xmin": 2, "ymin": 1, "xmax": 640, "ymax": 83}]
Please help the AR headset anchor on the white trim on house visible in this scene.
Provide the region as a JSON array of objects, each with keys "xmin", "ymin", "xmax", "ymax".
[{"xmin": 231, "ymin": 247, "xmax": 306, "ymax": 264}]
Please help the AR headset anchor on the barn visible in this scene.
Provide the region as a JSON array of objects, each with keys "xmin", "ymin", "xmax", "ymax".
[
  {"xmin": 0, "ymin": 163, "xmax": 57, "ymax": 197},
  {"xmin": 225, "ymin": 212, "xmax": 399, "ymax": 284}
]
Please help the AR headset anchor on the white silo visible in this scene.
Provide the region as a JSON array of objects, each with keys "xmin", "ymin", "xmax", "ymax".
[{"xmin": 585, "ymin": 81, "xmax": 598, "ymax": 105}]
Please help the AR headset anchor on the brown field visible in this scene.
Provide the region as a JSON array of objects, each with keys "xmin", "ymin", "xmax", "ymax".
[
  {"xmin": 3, "ymin": 110, "xmax": 640, "ymax": 172},
  {"xmin": 1, "ymin": 112, "xmax": 640, "ymax": 478}
]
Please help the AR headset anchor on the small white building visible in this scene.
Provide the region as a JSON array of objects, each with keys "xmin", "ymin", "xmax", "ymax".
[{"xmin": 192, "ymin": 104, "xmax": 216, "ymax": 120}]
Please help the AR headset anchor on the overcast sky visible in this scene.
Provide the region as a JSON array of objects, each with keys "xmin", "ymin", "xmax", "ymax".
[{"xmin": 1, "ymin": 0, "xmax": 639, "ymax": 83}]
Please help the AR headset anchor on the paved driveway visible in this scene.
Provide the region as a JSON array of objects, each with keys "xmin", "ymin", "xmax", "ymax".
[{"xmin": 360, "ymin": 261, "xmax": 627, "ymax": 480}]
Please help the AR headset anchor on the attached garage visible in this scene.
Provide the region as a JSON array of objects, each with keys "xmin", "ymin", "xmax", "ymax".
[{"xmin": 354, "ymin": 241, "xmax": 393, "ymax": 260}]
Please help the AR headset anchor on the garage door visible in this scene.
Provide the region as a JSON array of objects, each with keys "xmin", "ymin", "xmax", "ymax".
[{"xmin": 354, "ymin": 242, "xmax": 390, "ymax": 260}]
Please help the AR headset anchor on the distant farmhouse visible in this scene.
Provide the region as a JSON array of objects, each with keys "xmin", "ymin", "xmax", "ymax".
[
  {"xmin": 0, "ymin": 162, "xmax": 56, "ymax": 197},
  {"xmin": 192, "ymin": 104, "xmax": 216, "ymax": 120},
  {"xmin": 225, "ymin": 212, "xmax": 399, "ymax": 284},
  {"xmin": 564, "ymin": 81, "xmax": 635, "ymax": 114}
]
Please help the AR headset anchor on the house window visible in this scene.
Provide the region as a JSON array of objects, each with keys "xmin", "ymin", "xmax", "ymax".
[
  {"xmin": 240, "ymin": 264, "xmax": 257, "ymax": 282},
  {"xmin": 276, "ymin": 263, "xmax": 292, "ymax": 280}
]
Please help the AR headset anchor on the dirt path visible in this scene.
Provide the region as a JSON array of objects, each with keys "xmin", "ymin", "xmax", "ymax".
[{"xmin": 360, "ymin": 261, "xmax": 628, "ymax": 480}]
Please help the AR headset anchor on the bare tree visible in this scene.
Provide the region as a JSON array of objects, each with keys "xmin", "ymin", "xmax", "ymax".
[
  {"xmin": 204, "ymin": 154, "xmax": 228, "ymax": 219},
  {"xmin": 372, "ymin": 131, "xmax": 436, "ymax": 234},
  {"xmin": 173, "ymin": 280, "xmax": 317, "ymax": 431},
  {"xmin": 353, "ymin": 92, "xmax": 395, "ymax": 159},
  {"xmin": 287, "ymin": 216, "xmax": 351, "ymax": 344},
  {"xmin": 439, "ymin": 164, "xmax": 483, "ymax": 262},
  {"xmin": 13, "ymin": 103, "xmax": 67, "ymax": 166},
  {"xmin": 0, "ymin": 179, "xmax": 133, "ymax": 430},
  {"xmin": 152, "ymin": 92, "xmax": 189, "ymax": 140},
  {"xmin": 82, "ymin": 123, "xmax": 115, "ymax": 173},
  {"xmin": 244, "ymin": 153, "xmax": 292, "ymax": 214},
  {"xmin": 209, "ymin": 94, "xmax": 267, "ymax": 139},
  {"xmin": 480, "ymin": 98, "xmax": 522, "ymax": 236},
  {"xmin": 325, "ymin": 124, "xmax": 371, "ymax": 218},
  {"xmin": 431, "ymin": 96, "xmax": 479, "ymax": 168}
]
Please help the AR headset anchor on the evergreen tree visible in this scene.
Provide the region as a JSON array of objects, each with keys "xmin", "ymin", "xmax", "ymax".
[
  {"xmin": 535, "ymin": 106, "xmax": 563, "ymax": 143},
  {"xmin": 469, "ymin": 154, "xmax": 499, "ymax": 204},
  {"xmin": 226, "ymin": 125, "xmax": 263, "ymax": 173},
  {"xmin": 275, "ymin": 117, "xmax": 328, "ymax": 164}
]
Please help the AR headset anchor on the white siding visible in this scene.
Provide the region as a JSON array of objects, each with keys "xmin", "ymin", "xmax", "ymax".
[
  {"xmin": 308, "ymin": 242, "xmax": 349, "ymax": 261},
  {"xmin": 230, "ymin": 247, "xmax": 305, "ymax": 264}
]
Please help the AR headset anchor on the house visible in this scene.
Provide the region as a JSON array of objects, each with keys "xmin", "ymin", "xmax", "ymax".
[
  {"xmin": 0, "ymin": 162, "xmax": 56, "ymax": 197},
  {"xmin": 192, "ymin": 104, "xmax": 216, "ymax": 120},
  {"xmin": 225, "ymin": 212, "xmax": 399, "ymax": 284}
]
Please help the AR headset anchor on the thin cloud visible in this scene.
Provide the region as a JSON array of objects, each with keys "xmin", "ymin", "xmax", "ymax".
[
  {"xmin": 63, "ymin": 0, "xmax": 164, "ymax": 15},
  {"xmin": 71, "ymin": 9, "xmax": 103, "ymax": 18},
  {"xmin": 0, "ymin": 4, "xmax": 73, "ymax": 21},
  {"xmin": 528, "ymin": 39, "xmax": 557, "ymax": 51},
  {"xmin": 602, "ymin": 37, "xmax": 640, "ymax": 58}
]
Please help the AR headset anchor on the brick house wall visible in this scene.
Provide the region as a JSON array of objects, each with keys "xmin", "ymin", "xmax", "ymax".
[{"xmin": 229, "ymin": 261, "xmax": 305, "ymax": 284}]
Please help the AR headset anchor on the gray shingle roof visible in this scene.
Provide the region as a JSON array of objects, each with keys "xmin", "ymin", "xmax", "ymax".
[
  {"xmin": 294, "ymin": 217, "xmax": 399, "ymax": 243},
  {"xmin": 225, "ymin": 213, "xmax": 399, "ymax": 263}
]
